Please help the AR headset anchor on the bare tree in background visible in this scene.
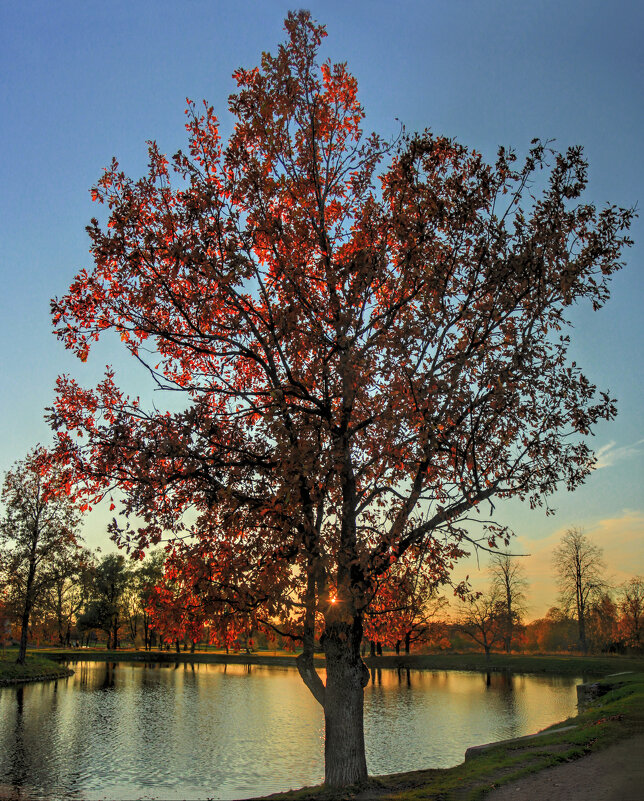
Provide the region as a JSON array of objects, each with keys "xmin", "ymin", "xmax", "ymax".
[
  {"xmin": 457, "ymin": 587, "xmax": 505, "ymax": 663},
  {"xmin": 554, "ymin": 528, "xmax": 606, "ymax": 653},
  {"xmin": 489, "ymin": 551, "xmax": 528, "ymax": 653}
]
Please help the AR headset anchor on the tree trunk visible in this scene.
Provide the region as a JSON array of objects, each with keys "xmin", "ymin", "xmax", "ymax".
[
  {"xmin": 395, "ymin": 640, "xmax": 400, "ymax": 655},
  {"xmin": 376, "ymin": 642, "xmax": 382, "ymax": 656},
  {"xmin": 576, "ymin": 576, "xmax": 588, "ymax": 653},
  {"xmin": 16, "ymin": 543, "xmax": 38, "ymax": 665},
  {"xmin": 505, "ymin": 580, "xmax": 513, "ymax": 653},
  {"xmin": 404, "ymin": 632, "xmax": 411, "ymax": 654},
  {"xmin": 578, "ymin": 610, "xmax": 587, "ymax": 653},
  {"xmin": 322, "ymin": 625, "xmax": 369, "ymax": 787},
  {"xmin": 369, "ymin": 640, "xmax": 376, "ymax": 657},
  {"xmin": 17, "ymin": 598, "xmax": 32, "ymax": 665}
]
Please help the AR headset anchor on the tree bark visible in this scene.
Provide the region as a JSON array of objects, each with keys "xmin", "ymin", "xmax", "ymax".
[
  {"xmin": 17, "ymin": 597, "xmax": 32, "ymax": 665},
  {"xmin": 322, "ymin": 624, "xmax": 369, "ymax": 787},
  {"xmin": 16, "ymin": 537, "xmax": 38, "ymax": 665},
  {"xmin": 578, "ymin": 613, "xmax": 587, "ymax": 654},
  {"xmin": 404, "ymin": 632, "xmax": 411, "ymax": 654}
]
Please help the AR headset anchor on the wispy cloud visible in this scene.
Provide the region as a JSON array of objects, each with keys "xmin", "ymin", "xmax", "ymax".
[{"xmin": 594, "ymin": 439, "xmax": 644, "ymax": 469}]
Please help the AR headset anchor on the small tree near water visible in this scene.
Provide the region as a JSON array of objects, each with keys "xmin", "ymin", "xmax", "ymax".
[{"xmin": 457, "ymin": 588, "xmax": 505, "ymax": 662}]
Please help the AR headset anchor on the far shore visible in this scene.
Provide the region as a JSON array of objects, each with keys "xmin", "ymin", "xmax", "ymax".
[{"xmin": 36, "ymin": 647, "xmax": 644, "ymax": 677}]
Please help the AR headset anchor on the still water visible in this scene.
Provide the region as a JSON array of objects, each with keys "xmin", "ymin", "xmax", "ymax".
[{"xmin": 0, "ymin": 661, "xmax": 581, "ymax": 800}]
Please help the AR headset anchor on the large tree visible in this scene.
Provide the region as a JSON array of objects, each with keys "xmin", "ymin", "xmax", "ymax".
[
  {"xmin": 49, "ymin": 12, "xmax": 632, "ymax": 786},
  {"xmin": 554, "ymin": 527, "xmax": 607, "ymax": 653},
  {"xmin": 0, "ymin": 448, "xmax": 81, "ymax": 663}
]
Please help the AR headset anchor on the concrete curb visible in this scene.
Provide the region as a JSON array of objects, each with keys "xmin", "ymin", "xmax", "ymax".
[{"xmin": 464, "ymin": 724, "xmax": 578, "ymax": 760}]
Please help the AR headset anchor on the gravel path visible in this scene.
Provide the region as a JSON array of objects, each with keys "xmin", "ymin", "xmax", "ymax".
[{"xmin": 485, "ymin": 733, "xmax": 644, "ymax": 801}]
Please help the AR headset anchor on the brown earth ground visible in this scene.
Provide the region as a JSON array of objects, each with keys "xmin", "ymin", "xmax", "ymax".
[{"xmin": 483, "ymin": 733, "xmax": 644, "ymax": 801}]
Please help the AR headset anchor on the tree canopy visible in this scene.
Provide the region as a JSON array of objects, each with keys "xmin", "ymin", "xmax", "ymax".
[{"xmin": 49, "ymin": 11, "xmax": 632, "ymax": 785}]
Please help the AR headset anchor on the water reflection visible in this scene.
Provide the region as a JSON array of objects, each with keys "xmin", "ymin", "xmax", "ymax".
[{"xmin": 0, "ymin": 661, "xmax": 581, "ymax": 801}]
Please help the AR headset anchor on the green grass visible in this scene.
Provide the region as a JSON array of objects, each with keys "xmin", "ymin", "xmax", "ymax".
[
  {"xmin": 247, "ymin": 670, "xmax": 644, "ymax": 801},
  {"xmin": 0, "ymin": 651, "xmax": 74, "ymax": 685}
]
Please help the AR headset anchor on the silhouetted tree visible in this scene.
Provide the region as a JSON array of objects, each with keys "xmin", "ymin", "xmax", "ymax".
[
  {"xmin": 457, "ymin": 587, "xmax": 505, "ymax": 662},
  {"xmin": 554, "ymin": 528, "xmax": 606, "ymax": 653}
]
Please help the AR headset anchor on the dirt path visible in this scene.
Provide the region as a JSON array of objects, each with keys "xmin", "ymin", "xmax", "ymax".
[{"xmin": 484, "ymin": 733, "xmax": 644, "ymax": 801}]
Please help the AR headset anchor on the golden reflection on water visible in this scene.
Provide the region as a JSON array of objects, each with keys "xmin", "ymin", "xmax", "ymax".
[{"xmin": 0, "ymin": 661, "xmax": 581, "ymax": 801}]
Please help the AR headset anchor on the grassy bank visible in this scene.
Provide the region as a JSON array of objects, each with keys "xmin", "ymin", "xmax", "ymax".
[
  {"xmin": 252, "ymin": 671, "xmax": 644, "ymax": 801},
  {"xmin": 0, "ymin": 652, "xmax": 74, "ymax": 685},
  {"xmin": 41, "ymin": 648, "xmax": 644, "ymax": 677}
]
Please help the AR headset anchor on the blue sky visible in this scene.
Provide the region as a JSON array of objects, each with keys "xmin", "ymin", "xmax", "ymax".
[{"xmin": 1, "ymin": 0, "xmax": 642, "ymax": 615}]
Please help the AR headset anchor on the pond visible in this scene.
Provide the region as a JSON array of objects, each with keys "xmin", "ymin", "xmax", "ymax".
[{"xmin": 0, "ymin": 660, "xmax": 582, "ymax": 800}]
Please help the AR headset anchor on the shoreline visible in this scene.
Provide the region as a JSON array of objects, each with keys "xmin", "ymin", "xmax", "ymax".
[
  {"xmin": 2, "ymin": 650, "xmax": 642, "ymax": 799},
  {"xmin": 0, "ymin": 654, "xmax": 74, "ymax": 686},
  {"xmin": 247, "ymin": 672, "xmax": 644, "ymax": 800},
  {"xmin": 40, "ymin": 648, "xmax": 644, "ymax": 677}
]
